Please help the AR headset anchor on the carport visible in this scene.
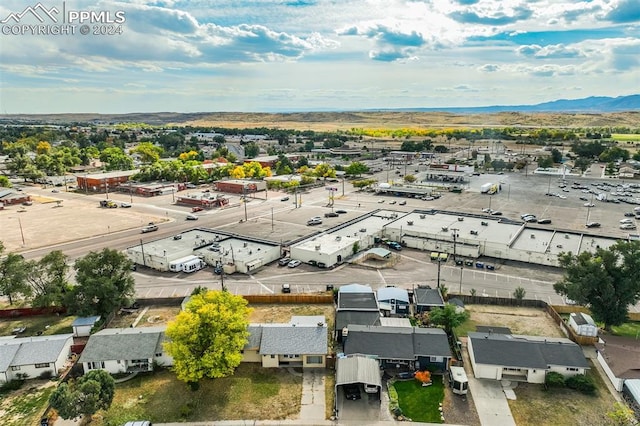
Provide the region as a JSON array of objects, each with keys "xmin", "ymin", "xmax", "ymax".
[{"xmin": 335, "ymin": 354, "xmax": 383, "ymax": 412}]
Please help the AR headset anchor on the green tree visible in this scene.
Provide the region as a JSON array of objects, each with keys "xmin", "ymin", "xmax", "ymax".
[
  {"xmin": 24, "ymin": 250, "xmax": 70, "ymax": 307},
  {"xmin": 164, "ymin": 290, "xmax": 252, "ymax": 385},
  {"xmin": 67, "ymin": 248, "xmax": 135, "ymax": 317},
  {"xmin": 513, "ymin": 286, "xmax": 526, "ymax": 303},
  {"xmin": 49, "ymin": 370, "xmax": 115, "ymax": 420},
  {"xmin": 99, "ymin": 147, "xmax": 134, "ymax": 171},
  {"xmin": 607, "ymin": 402, "xmax": 637, "ymax": 425},
  {"xmin": 0, "ymin": 175, "xmax": 11, "ymax": 187},
  {"xmin": 345, "ymin": 161, "xmax": 369, "ymax": 177},
  {"xmin": 537, "ymin": 156, "xmax": 553, "ymax": 168},
  {"xmin": 554, "ymin": 241, "xmax": 640, "ymax": 331},
  {"xmin": 0, "ymin": 243, "xmax": 30, "ymax": 305},
  {"xmin": 403, "ymin": 174, "xmax": 416, "ymax": 183},
  {"xmin": 313, "ymin": 163, "xmax": 336, "ymax": 179},
  {"xmin": 130, "ymin": 142, "xmax": 163, "ymax": 163},
  {"xmin": 574, "ymin": 157, "xmax": 591, "ymax": 173},
  {"xmin": 243, "ymin": 142, "xmax": 260, "ymax": 158},
  {"xmin": 428, "ymin": 303, "xmax": 469, "ymax": 334},
  {"xmin": 551, "ymin": 148, "xmax": 563, "ymax": 163}
]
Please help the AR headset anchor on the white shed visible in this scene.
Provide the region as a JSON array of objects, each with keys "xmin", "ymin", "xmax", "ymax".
[
  {"xmin": 72, "ymin": 316, "xmax": 101, "ymax": 337},
  {"xmin": 568, "ymin": 312, "xmax": 598, "ymax": 337}
]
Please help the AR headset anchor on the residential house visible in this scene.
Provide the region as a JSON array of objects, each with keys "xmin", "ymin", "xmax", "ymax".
[
  {"xmin": 78, "ymin": 327, "xmax": 172, "ymax": 375},
  {"xmin": 595, "ymin": 334, "xmax": 640, "ymax": 392},
  {"xmin": 414, "ymin": 286, "xmax": 445, "ymax": 313},
  {"xmin": 343, "ymin": 325, "xmax": 451, "ymax": 372},
  {"xmin": 244, "ymin": 316, "xmax": 328, "ymax": 369},
  {"xmin": 336, "ymin": 285, "xmax": 381, "ymax": 341},
  {"xmin": 468, "ymin": 332, "xmax": 589, "ymax": 383},
  {"xmin": 0, "ymin": 334, "xmax": 73, "ymax": 383},
  {"xmin": 377, "ymin": 287, "xmax": 410, "ymax": 316},
  {"xmin": 72, "ymin": 316, "xmax": 101, "ymax": 337}
]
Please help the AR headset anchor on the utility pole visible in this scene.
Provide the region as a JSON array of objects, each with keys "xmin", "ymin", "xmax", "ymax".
[
  {"xmin": 243, "ymin": 185, "xmax": 248, "ymax": 221},
  {"xmin": 18, "ymin": 217, "xmax": 25, "ymax": 246},
  {"xmin": 271, "ymin": 207, "xmax": 274, "ymax": 231},
  {"xmin": 140, "ymin": 239, "xmax": 146, "ymax": 267},
  {"xmin": 436, "ymin": 258, "xmax": 442, "ymax": 290},
  {"xmin": 451, "ymin": 228, "xmax": 459, "ymax": 261}
]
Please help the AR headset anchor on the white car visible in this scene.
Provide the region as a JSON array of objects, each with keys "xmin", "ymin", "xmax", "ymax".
[
  {"xmin": 186, "ymin": 214, "xmax": 199, "ymax": 220},
  {"xmin": 287, "ymin": 260, "xmax": 301, "ymax": 268},
  {"xmin": 620, "ymin": 223, "xmax": 636, "ymax": 230},
  {"xmin": 620, "ymin": 218, "xmax": 634, "ymax": 224},
  {"xmin": 583, "ymin": 203, "xmax": 595, "ymax": 207}
]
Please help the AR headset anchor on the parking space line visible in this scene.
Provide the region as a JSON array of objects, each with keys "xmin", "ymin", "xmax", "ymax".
[
  {"xmin": 158, "ymin": 289, "xmax": 164, "ymax": 296},
  {"xmin": 171, "ymin": 289, "xmax": 177, "ymax": 297}
]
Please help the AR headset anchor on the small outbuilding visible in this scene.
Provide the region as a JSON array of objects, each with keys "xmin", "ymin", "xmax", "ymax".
[
  {"xmin": 568, "ymin": 312, "xmax": 598, "ymax": 337},
  {"xmin": 335, "ymin": 354, "xmax": 382, "ymax": 406},
  {"xmin": 377, "ymin": 287, "xmax": 410, "ymax": 316},
  {"xmin": 72, "ymin": 316, "xmax": 101, "ymax": 337}
]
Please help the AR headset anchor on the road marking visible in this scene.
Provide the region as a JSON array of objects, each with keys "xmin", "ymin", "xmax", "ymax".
[
  {"xmin": 145, "ymin": 289, "xmax": 151, "ymax": 297},
  {"xmin": 378, "ymin": 270, "xmax": 387, "ymax": 285},
  {"xmin": 158, "ymin": 289, "xmax": 164, "ymax": 296},
  {"xmin": 171, "ymin": 289, "xmax": 176, "ymax": 297}
]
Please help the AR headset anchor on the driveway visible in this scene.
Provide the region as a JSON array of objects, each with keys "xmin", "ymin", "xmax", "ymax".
[
  {"xmin": 468, "ymin": 376, "xmax": 516, "ymax": 426},
  {"xmin": 299, "ymin": 369, "xmax": 326, "ymax": 420}
]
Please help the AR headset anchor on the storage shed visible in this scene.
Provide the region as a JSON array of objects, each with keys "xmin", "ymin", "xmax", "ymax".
[
  {"xmin": 72, "ymin": 316, "xmax": 101, "ymax": 337},
  {"xmin": 569, "ymin": 312, "xmax": 598, "ymax": 337}
]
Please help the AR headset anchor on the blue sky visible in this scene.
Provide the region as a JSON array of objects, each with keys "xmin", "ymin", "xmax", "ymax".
[{"xmin": 0, "ymin": 0, "xmax": 638, "ymax": 114}]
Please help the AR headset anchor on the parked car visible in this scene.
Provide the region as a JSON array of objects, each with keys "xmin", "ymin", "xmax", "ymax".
[
  {"xmin": 324, "ymin": 212, "xmax": 339, "ymax": 218},
  {"xmin": 399, "ymin": 200, "xmax": 407, "ymax": 205},
  {"xmin": 186, "ymin": 214, "xmax": 199, "ymax": 220},
  {"xmin": 583, "ymin": 203, "xmax": 595, "ymax": 207},
  {"xmin": 585, "ymin": 222, "xmax": 601, "ymax": 228},
  {"xmin": 192, "ymin": 206, "xmax": 203, "ymax": 212},
  {"xmin": 278, "ymin": 257, "xmax": 291, "ymax": 266},
  {"xmin": 620, "ymin": 223, "xmax": 636, "ymax": 230},
  {"xmin": 464, "ymin": 260, "xmax": 474, "ymax": 266},
  {"xmin": 397, "ymin": 371, "xmax": 416, "ymax": 380},
  {"xmin": 343, "ymin": 384, "xmax": 361, "ymax": 400},
  {"xmin": 141, "ymin": 224, "xmax": 158, "ymax": 233},
  {"xmin": 490, "ymin": 211, "xmax": 502, "ymax": 216},
  {"xmin": 307, "ymin": 218, "xmax": 322, "ymax": 225},
  {"xmin": 335, "ymin": 209, "xmax": 347, "ymax": 214},
  {"xmin": 287, "ymin": 260, "xmax": 301, "ymax": 268},
  {"xmin": 486, "ymin": 264, "xmax": 495, "ymax": 270},
  {"xmin": 281, "ymin": 283, "xmax": 291, "ymax": 293},
  {"xmin": 389, "ymin": 201, "xmax": 397, "ymax": 205},
  {"xmin": 538, "ymin": 219, "xmax": 552, "ymax": 224},
  {"xmin": 120, "ymin": 202, "xmax": 132, "ymax": 208},
  {"xmin": 281, "ymin": 196, "xmax": 290, "ymax": 201},
  {"xmin": 624, "ymin": 212, "xmax": 635, "ymax": 217},
  {"xmin": 378, "ymin": 199, "xmax": 385, "ymax": 203},
  {"xmin": 317, "ymin": 262, "xmax": 327, "ymax": 268}
]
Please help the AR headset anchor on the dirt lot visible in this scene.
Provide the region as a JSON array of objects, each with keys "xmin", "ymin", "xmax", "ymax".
[
  {"xmin": 107, "ymin": 305, "xmax": 183, "ymax": 328},
  {"xmin": 0, "ymin": 380, "xmax": 57, "ymax": 426},
  {"xmin": 465, "ymin": 305, "xmax": 564, "ymax": 337}
]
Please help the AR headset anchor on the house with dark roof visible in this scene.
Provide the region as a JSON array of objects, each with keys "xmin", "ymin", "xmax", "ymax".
[
  {"xmin": 335, "ymin": 285, "xmax": 381, "ymax": 342},
  {"xmin": 0, "ymin": 334, "xmax": 73, "ymax": 383},
  {"xmin": 243, "ymin": 316, "xmax": 328, "ymax": 368},
  {"xmin": 414, "ymin": 286, "xmax": 445, "ymax": 313},
  {"xmin": 468, "ymin": 332, "xmax": 589, "ymax": 383},
  {"xmin": 343, "ymin": 325, "xmax": 451, "ymax": 372},
  {"xmin": 79, "ymin": 327, "xmax": 172, "ymax": 375},
  {"xmin": 595, "ymin": 334, "xmax": 640, "ymax": 392}
]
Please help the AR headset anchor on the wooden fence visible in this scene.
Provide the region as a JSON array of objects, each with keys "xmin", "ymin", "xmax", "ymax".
[{"xmin": 0, "ymin": 306, "xmax": 66, "ymax": 318}]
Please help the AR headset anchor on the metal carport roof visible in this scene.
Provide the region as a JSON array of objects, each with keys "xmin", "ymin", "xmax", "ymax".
[{"xmin": 335, "ymin": 354, "xmax": 382, "ymax": 388}]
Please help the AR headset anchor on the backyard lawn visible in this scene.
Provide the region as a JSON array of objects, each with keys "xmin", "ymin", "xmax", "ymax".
[
  {"xmin": 610, "ymin": 321, "xmax": 640, "ymax": 339},
  {"xmin": 95, "ymin": 364, "xmax": 302, "ymax": 425},
  {"xmin": 0, "ymin": 380, "xmax": 56, "ymax": 426},
  {"xmin": 392, "ymin": 377, "xmax": 444, "ymax": 423},
  {"xmin": 0, "ymin": 314, "xmax": 75, "ymax": 337}
]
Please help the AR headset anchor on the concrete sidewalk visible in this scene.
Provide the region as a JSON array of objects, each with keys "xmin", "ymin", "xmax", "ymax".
[{"xmin": 467, "ymin": 376, "xmax": 516, "ymax": 426}]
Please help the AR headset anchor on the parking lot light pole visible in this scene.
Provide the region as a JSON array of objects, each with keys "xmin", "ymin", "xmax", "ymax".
[
  {"xmin": 459, "ymin": 266, "xmax": 463, "ymax": 294},
  {"xmin": 243, "ymin": 185, "xmax": 248, "ymax": 221},
  {"xmin": 436, "ymin": 258, "xmax": 442, "ymax": 289}
]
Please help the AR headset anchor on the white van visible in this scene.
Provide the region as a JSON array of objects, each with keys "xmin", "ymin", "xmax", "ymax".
[{"xmin": 449, "ymin": 366, "xmax": 468, "ymax": 395}]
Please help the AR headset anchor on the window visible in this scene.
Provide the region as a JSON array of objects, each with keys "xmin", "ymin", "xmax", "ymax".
[
  {"xmin": 89, "ymin": 361, "xmax": 105, "ymax": 370},
  {"xmin": 283, "ymin": 354, "xmax": 300, "ymax": 359},
  {"xmin": 35, "ymin": 363, "xmax": 50, "ymax": 368},
  {"xmin": 429, "ymin": 356, "xmax": 443, "ymax": 363},
  {"xmin": 11, "ymin": 366, "xmax": 20, "ymax": 371},
  {"xmin": 155, "ymin": 353, "xmax": 162, "ymax": 357},
  {"xmin": 306, "ymin": 356, "xmax": 322, "ymax": 364},
  {"xmin": 566, "ymin": 367, "xmax": 579, "ymax": 372},
  {"xmin": 270, "ymin": 355, "xmax": 275, "ymax": 359}
]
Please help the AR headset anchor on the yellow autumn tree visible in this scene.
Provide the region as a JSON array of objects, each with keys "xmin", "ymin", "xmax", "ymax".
[
  {"xmin": 36, "ymin": 141, "xmax": 51, "ymax": 155},
  {"xmin": 164, "ymin": 290, "xmax": 252, "ymax": 385},
  {"xmin": 230, "ymin": 165, "xmax": 246, "ymax": 179}
]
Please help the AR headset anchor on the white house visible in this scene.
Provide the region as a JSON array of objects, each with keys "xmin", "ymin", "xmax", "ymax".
[
  {"xmin": 243, "ymin": 316, "xmax": 328, "ymax": 369},
  {"xmin": 0, "ymin": 334, "xmax": 73, "ymax": 383},
  {"xmin": 78, "ymin": 327, "xmax": 172, "ymax": 375},
  {"xmin": 568, "ymin": 312, "xmax": 598, "ymax": 337},
  {"xmin": 72, "ymin": 316, "xmax": 101, "ymax": 337},
  {"xmin": 468, "ymin": 332, "xmax": 589, "ymax": 383},
  {"xmin": 377, "ymin": 286, "xmax": 410, "ymax": 316}
]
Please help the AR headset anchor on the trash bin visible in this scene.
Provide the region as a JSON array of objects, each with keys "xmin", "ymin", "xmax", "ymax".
[{"xmin": 326, "ymin": 284, "xmax": 334, "ymax": 291}]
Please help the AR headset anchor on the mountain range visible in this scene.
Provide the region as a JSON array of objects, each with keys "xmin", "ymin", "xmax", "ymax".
[{"xmin": 383, "ymin": 94, "xmax": 640, "ymax": 113}]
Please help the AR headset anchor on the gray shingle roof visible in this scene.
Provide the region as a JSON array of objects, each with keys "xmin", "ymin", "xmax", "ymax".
[
  {"xmin": 335, "ymin": 311, "xmax": 381, "ymax": 331},
  {"xmin": 79, "ymin": 327, "xmax": 166, "ymax": 363},
  {"xmin": 413, "ymin": 328, "xmax": 451, "ymax": 358},
  {"xmin": 343, "ymin": 326, "xmax": 414, "ymax": 360},
  {"xmin": 469, "ymin": 332, "xmax": 589, "ymax": 369},
  {"xmin": 245, "ymin": 326, "xmax": 263, "ymax": 350},
  {"xmin": 0, "ymin": 334, "xmax": 72, "ymax": 370},
  {"xmin": 259, "ymin": 324, "xmax": 328, "ymax": 355},
  {"xmin": 414, "ymin": 287, "xmax": 445, "ymax": 307},
  {"xmin": 337, "ymin": 292, "xmax": 379, "ymax": 311}
]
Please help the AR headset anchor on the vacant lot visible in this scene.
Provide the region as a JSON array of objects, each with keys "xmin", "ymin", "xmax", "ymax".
[
  {"xmin": 107, "ymin": 305, "xmax": 182, "ymax": 329},
  {"xmin": 0, "ymin": 380, "xmax": 56, "ymax": 426},
  {"xmin": 95, "ymin": 364, "xmax": 302, "ymax": 425},
  {"xmin": 508, "ymin": 363, "xmax": 618, "ymax": 426},
  {"xmin": 455, "ymin": 305, "xmax": 563, "ymax": 337}
]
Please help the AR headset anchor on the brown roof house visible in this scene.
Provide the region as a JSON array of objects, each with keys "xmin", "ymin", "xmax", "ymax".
[{"xmin": 595, "ymin": 335, "xmax": 640, "ymax": 391}]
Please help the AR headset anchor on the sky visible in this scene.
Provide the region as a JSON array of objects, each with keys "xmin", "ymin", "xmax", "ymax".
[{"xmin": 0, "ymin": 0, "xmax": 639, "ymax": 114}]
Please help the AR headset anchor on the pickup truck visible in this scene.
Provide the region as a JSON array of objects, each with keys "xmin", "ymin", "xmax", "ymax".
[{"xmin": 141, "ymin": 224, "xmax": 158, "ymax": 233}]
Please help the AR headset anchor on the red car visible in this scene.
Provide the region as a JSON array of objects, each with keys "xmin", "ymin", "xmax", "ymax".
[{"xmin": 192, "ymin": 206, "xmax": 203, "ymax": 212}]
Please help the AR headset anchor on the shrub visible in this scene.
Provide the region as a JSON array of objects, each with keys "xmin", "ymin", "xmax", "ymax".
[
  {"xmin": 0, "ymin": 379, "xmax": 25, "ymax": 394},
  {"xmin": 39, "ymin": 370, "xmax": 54, "ymax": 380},
  {"xmin": 388, "ymin": 382, "xmax": 399, "ymax": 412},
  {"xmin": 565, "ymin": 374, "xmax": 596, "ymax": 395},
  {"xmin": 545, "ymin": 372, "xmax": 565, "ymax": 388}
]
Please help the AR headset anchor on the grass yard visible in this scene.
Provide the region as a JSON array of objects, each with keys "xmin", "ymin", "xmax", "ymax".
[
  {"xmin": 0, "ymin": 380, "xmax": 56, "ymax": 426},
  {"xmin": 0, "ymin": 314, "xmax": 74, "ymax": 337},
  {"xmin": 508, "ymin": 363, "xmax": 618, "ymax": 426},
  {"xmin": 610, "ymin": 321, "xmax": 640, "ymax": 339},
  {"xmin": 611, "ymin": 133, "xmax": 640, "ymax": 142},
  {"xmin": 393, "ymin": 377, "xmax": 445, "ymax": 423},
  {"xmin": 95, "ymin": 363, "xmax": 302, "ymax": 425},
  {"xmin": 454, "ymin": 305, "xmax": 563, "ymax": 338}
]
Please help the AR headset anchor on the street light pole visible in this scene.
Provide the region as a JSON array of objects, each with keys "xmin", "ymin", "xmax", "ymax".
[
  {"xmin": 436, "ymin": 258, "xmax": 442, "ymax": 289},
  {"xmin": 243, "ymin": 185, "xmax": 248, "ymax": 222},
  {"xmin": 459, "ymin": 266, "xmax": 463, "ymax": 294},
  {"xmin": 18, "ymin": 217, "xmax": 25, "ymax": 246}
]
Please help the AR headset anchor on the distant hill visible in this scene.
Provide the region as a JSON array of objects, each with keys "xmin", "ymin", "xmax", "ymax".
[{"xmin": 386, "ymin": 94, "xmax": 640, "ymax": 113}]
